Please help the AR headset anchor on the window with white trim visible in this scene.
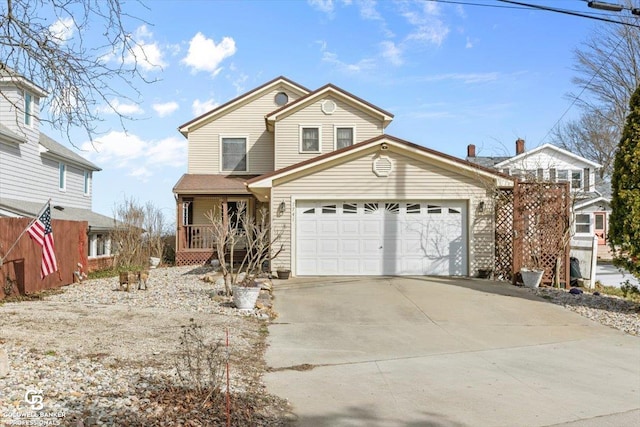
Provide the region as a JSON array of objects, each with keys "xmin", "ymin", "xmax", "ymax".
[
  {"xmin": 24, "ymin": 92, "xmax": 33, "ymax": 126},
  {"xmin": 571, "ymin": 170, "xmax": 582, "ymax": 190},
  {"xmin": 575, "ymin": 214, "xmax": 590, "ymax": 234},
  {"xmin": 83, "ymin": 171, "xmax": 91, "ymax": 195},
  {"xmin": 221, "ymin": 137, "xmax": 247, "ymax": 172},
  {"xmin": 335, "ymin": 127, "xmax": 354, "ymax": 149},
  {"xmin": 300, "ymin": 126, "xmax": 321, "ymax": 153},
  {"xmin": 557, "ymin": 170, "xmax": 569, "ymax": 183},
  {"xmin": 59, "ymin": 163, "xmax": 66, "ymax": 191}
]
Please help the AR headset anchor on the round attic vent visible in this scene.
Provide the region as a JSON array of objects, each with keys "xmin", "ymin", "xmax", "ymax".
[
  {"xmin": 321, "ymin": 99, "xmax": 337, "ymax": 115},
  {"xmin": 373, "ymin": 155, "xmax": 393, "ymax": 177},
  {"xmin": 275, "ymin": 92, "xmax": 288, "ymax": 106}
]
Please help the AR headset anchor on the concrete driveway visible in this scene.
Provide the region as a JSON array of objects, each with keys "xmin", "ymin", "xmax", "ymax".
[{"xmin": 264, "ymin": 277, "xmax": 640, "ymax": 427}]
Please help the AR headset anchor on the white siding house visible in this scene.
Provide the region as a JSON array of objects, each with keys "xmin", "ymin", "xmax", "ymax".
[{"xmin": 0, "ymin": 67, "xmax": 114, "ymax": 263}]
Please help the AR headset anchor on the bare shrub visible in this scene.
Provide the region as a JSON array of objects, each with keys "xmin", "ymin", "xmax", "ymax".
[{"xmin": 175, "ymin": 320, "xmax": 225, "ymax": 394}]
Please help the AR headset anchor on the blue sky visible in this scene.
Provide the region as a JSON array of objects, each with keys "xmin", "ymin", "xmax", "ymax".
[{"xmin": 41, "ymin": 0, "xmax": 614, "ymax": 220}]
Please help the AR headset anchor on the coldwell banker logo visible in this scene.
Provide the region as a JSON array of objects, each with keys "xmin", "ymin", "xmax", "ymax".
[{"xmin": 24, "ymin": 389, "xmax": 44, "ymax": 411}]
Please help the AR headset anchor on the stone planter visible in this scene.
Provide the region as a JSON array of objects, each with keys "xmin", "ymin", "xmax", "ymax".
[
  {"xmin": 521, "ymin": 268, "xmax": 544, "ymax": 288},
  {"xmin": 149, "ymin": 257, "xmax": 161, "ymax": 269},
  {"xmin": 232, "ymin": 286, "xmax": 261, "ymax": 310},
  {"xmin": 277, "ymin": 270, "xmax": 291, "ymax": 280}
]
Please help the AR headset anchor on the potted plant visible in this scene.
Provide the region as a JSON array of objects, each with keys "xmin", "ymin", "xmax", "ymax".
[
  {"xmin": 276, "ymin": 267, "xmax": 291, "ymax": 280},
  {"xmin": 520, "ymin": 252, "xmax": 544, "ymax": 288},
  {"xmin": 232, "ymin": 275, "xmax": 262, "ymax": 310}
]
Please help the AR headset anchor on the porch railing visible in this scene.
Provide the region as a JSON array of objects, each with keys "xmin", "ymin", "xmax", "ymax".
[
  {"xmin": 183, "ymin": 225, "xmax": 215, "ymax": 250},
  {"xmin": 180, "ymin": 225, "xmax": 248, "ymax": 251}
]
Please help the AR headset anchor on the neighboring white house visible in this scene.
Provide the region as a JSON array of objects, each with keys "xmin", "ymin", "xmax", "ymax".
[
  {"xmin": 173, "ymin": 76, "xmax": 514, "ymax": 277},
  {"xmin": 0, "ymin": 66, "xmax": 114, "ymax": 265},
  {"xmin": 466, "ymin": 139, "xmax": 611, "ymax": 259}
]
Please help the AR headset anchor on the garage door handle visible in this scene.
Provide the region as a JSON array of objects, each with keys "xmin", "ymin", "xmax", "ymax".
[{"xmin": 379, "ymin": 246, "xmax": 383, "ymax": 249}]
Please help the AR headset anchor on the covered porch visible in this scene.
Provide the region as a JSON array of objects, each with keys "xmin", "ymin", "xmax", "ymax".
[{"xmin": 173, "ymin": 174, "xmax": 265, "ymax": 266}]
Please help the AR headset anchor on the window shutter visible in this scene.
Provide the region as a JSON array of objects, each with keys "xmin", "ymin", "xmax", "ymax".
[
  {"xmin": 549, "ymin": 168, "xmax": 556, "ymax": 181},
  {"xmin": 537, "ymin": 168, "xmax": 544, "ymax": 181},
  {"xmin": 584, "ymin": 168, "xmax": 590, "ymax": 191}
]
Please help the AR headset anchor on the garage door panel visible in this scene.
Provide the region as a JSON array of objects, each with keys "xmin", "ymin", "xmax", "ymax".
[{"xmin": 296, "ymin": 201, "xmax": 467, "ymax": 276}]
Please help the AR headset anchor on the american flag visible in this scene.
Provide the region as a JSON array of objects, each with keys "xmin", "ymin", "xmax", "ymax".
[{"xmin": 27, "ymin": 204, "xmax": 58, "ymax": 278}]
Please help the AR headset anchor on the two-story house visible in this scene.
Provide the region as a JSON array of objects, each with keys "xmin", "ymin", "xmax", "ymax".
[
  {"xmin": 0, "ymin": 66, "xmax": 115, "ymax": 269},
  {"xmin": 173, "ymin": 76, "xmax": 513, "ymax": 277},
  {"xmin": 466, "ymin": 139, "xmax": 611, "ymax": 257}
]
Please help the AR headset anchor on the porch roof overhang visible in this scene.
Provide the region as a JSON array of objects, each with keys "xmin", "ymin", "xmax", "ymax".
[{"xmin": 173, "ymin": 174, "xmax": 260, "ymax": 195}]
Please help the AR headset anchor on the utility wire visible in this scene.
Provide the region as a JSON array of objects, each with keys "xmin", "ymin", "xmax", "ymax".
[
  {"xmin": 538, "ymin": 35, "xmax": 626, "ymax": 144},
  {"xmin": 496, "ymin": 0, "xmax": 640, "ymax": 27}
]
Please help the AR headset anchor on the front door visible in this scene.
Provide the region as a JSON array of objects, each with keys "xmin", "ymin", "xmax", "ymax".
[{"xmin": 594, "ymin": 212, "xmax": 606, "ymax": 245}]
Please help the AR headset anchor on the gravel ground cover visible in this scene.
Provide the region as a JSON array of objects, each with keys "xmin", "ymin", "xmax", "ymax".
[
  {"xmin": 1, "ymin": 267, "xmax": 638, "ymax": 426},
  {"xmin": 0, "ymin": 265, "xmax": 290, "ymax": 426}
]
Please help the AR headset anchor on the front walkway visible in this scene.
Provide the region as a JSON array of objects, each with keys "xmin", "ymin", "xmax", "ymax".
[{"xmin": 265, "ymin": 276, "xmax": 640, "ymax": 427}]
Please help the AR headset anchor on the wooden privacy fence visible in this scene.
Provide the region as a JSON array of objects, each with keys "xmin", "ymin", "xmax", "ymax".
[{"xmin": 0, "ymin": 218, "xmax": 88, "ymax": 299}]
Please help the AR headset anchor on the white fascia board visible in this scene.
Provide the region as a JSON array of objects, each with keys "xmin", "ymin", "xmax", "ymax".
[{"xmin": 494, "ymin": 143, "xmax": 602, "ymax": 169}]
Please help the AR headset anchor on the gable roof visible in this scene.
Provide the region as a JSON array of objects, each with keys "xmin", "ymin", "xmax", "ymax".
[
  {"xmin": 0, "ymin": 123, "xmax": 26, "ymax": 145},
  {"xmin": 493, "ymin": 143, "xmax": 602, "ymax": 169},
  {"xmin": 178, "ymin": 76, "xmax": 310, "ymax": 136},
  {"xmin": 39, "ymin": 133, "xmax": 101, "ymax": 171},
  {"xmin": 0, "ymin": 64, "xmax": 48, "ymax": 97},
  {"xmin": 247, "ymin": 134, "xmax": 513, "ymax": 190},
  {"xmin": 574, "ymin": 196, "xmax": 611, "ymax": 210},
  {"xmin": 265, "ymin": 83, "xmax": 394, "ymax": 130},
  {"xmin": 0, "ymin": 197, "xmax": 115, "ymax": 230}
]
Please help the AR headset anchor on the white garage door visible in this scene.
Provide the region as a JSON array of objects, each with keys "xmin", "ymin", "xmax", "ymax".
[{"xmin": 296, "ymin": 201, "xmax": 467, "ymax": 276}]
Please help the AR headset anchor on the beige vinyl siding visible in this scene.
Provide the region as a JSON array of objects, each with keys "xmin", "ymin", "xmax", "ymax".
[
  {"xmin": 192, "ymin": 197, "xmax": 219, "ymax": 224},
  {"xmin": 270, "ymin": 147, "xmax": 495, "ymax": 275},
  {"xmin": 188, "ymin": 85, "xmax": 304, "ymax": 175},
  {"xmin": 274, "ymin": 96, "xmax": 384, "ymax": 170}
]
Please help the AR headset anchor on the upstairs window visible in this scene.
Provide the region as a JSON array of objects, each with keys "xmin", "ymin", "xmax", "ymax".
[
  {"xmin": 335, "ymin": 127, "xmax": 354, "ymax": 149},
  {"xmin": 59, "ymin": 163, "xmax": 66, "ymax": 191},
  {"xmin": 571, "ymin": 170, "xmax": 583, "ymax": 190},
  {"xmin": 24, "ymin": 92, "xmax": 33, "ymax": 126},
  {"xmin": 83, "ymin": 171, "xmax": 91, "ymax": 195},
  {"xmin": 300, "ymin": 126, "xmax": 321, "ymax": 153},
  {"xmin": 221, "ymin": 137, "xmax": 247, "ymax": 172}
]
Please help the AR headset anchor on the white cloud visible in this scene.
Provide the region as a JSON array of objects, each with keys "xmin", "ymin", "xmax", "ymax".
[
  {"xmin": 466, "ymin": 37, "xmax": 474, "ymax": 49},
  {"xmin": 97, "ymin": 98, "xmax": 144, "ymax": 116},
  {"xmin": 125, "ymin": 25, "xmax": 167, "ymax": 71},
  {"xmin": 420, "ymin": 72, "xmax": 499, "ymax": 84},
  {"xmin": 400, "ymin": 1, "xmax": 450, "ymax": 46},
  {"xmin": 308, "ymin": 0, "xmax": 336, "ymax": 13},
  {"xmin": 80, "ymin": 132, "xmax": 187, "ymax": 179},
  {"xmin": 192, "ymin": 98, "xmax": 219, "ymax": 116},
  {"xmin": 380, "ymin": 41, "xmax": 403, "ymax": 66},
  {"xmin": 358, "ymin": 0, "xmax": 381, "ymax": 20},
  {"xmin": 152, "ymin": 101, "xmax": 179, "ymax": 117},
  {"xmin": 182, "ymin": 33, "xmax": 236, "ymax": 75},
  {"xmin": 49, "ymin": 17, "xmax": 74, "ymax": 43},
  {"xmin": 319, "ymin": 41, "xmax": 375, "ymax": 73}
]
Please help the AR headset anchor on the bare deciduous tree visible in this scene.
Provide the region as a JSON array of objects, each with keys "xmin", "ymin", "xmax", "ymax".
[
  {"xmin": 554, "ymin": 3, "xmax": 640, "ymax": 179},
  {"xmin": 205, "ymin": 203, "xmax": 284, "ymax": 296},
  {"xmin": 0, "ymin": 0, "xmax": 154, "ymax": 142},
  {"xmin": 111, "ymin": 197, "xmax": 167, "ymax": 270}
]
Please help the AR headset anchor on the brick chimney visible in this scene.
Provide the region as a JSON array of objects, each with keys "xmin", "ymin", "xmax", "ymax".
[
  {"xmin": 467, "ymin": 144, "xmax": 476, "ymax": 158},
  {"xmin": 515, "ymin": 138, "xmax": 525, "ymax": 155}
]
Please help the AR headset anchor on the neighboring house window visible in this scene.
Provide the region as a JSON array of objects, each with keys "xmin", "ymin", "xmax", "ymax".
[
  {"xmin": 575, "ymin": 214, "xmax": 591, "ymax": 234},
  {"xmin": 24, "ymin": 92, "xmax": 32, "ymax": 126},
  {"xmin": 83, "ymin": 171, "xmax": 91, "ymax": 195},
  {"xmin": 557, "ymin": 170, "xmax": 568, "ymax": 183},
  {"xmin": 96, "ymin": 234, "xmax": 106, "ymax": 256},
  {"xmin": 59, "ymin": 163, "xmax": 66, "ymax": 190},
  {"xmin": 300, "ymin": 126, "xmax": 321, "ymax": 153},
  {"xmin": 335, "ymin": 127, "xmax": 354, "ymax": 149},
  {"xmin": 221, "ymin": 137, "xmax": 247, "ymax": 172},
  {"xmin": 571, "ymin": 170, "xmax": 582, "ymax": 190}
]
